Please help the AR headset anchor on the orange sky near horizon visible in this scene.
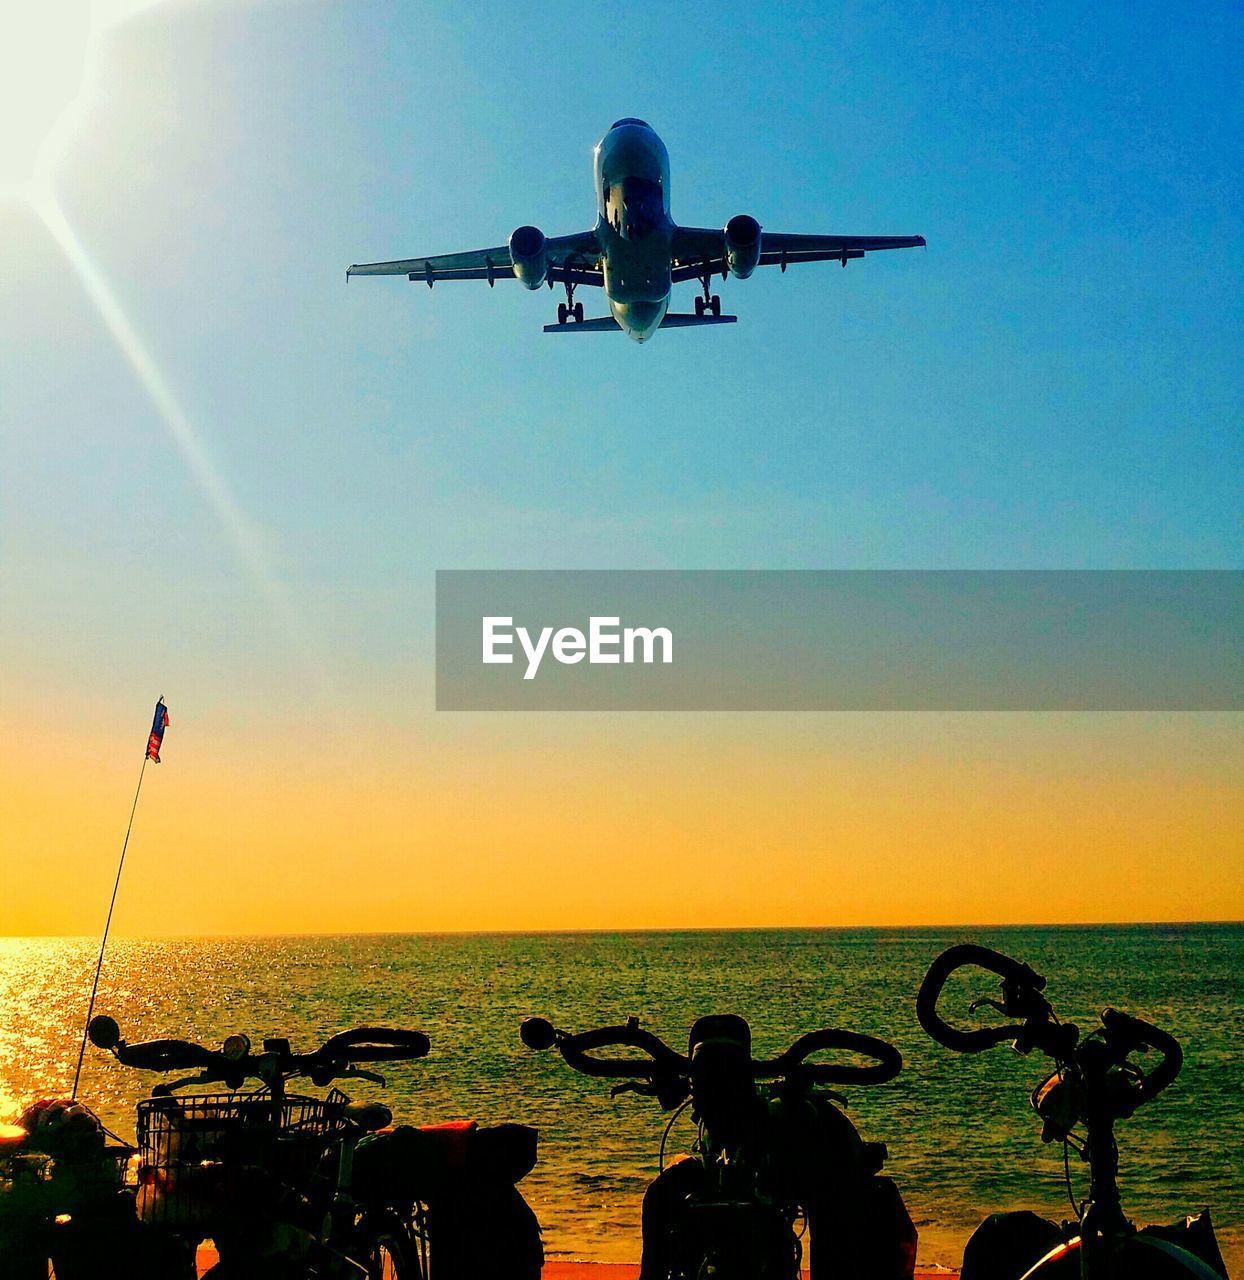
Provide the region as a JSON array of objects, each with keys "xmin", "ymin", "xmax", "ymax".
[
  {"xmin": 2, "ymin": 703, "xmax": 1240, "ymax": 936},
  {"xmin": 1, "ymin": 2, "xmax": 1240, "ymax": 946}
]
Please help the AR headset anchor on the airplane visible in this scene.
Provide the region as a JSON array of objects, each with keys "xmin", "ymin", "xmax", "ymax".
[{"xmin": 347, "ymin": 119, "xmax": 925, "ymax": 344}]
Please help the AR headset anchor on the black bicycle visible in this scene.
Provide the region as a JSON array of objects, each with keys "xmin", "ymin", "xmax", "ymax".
[
  {"xmin": 916, "ymin": 944, "xmax": 1230, "ymax": 1280},
  {"xmin": 88, "ymin": 1013, "xmax": 431, "ymax": 1280},
  {"xmin": 521, "ymin": 1012, "xmax": 915, "ymax": 1280}
]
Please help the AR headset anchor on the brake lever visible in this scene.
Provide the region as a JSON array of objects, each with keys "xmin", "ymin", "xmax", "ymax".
[
  {"xmin": 610, "ymin": 1080, "xmax": 654, "ymax": 1099},
  {"xmin": 152, "ymin": 1065, "xmax": 244, "ymax": 1096},
  {"xmin": 973, "ymin": 973, "xmax": 1067, "ymax": 1057},
  {"xmin": 338, "ymin": 1066, "xmax": 386, "ymax": 1086},
  {"xmin": 307, "ymin": 1062, "xmax": 387, "ymax": 1087}
]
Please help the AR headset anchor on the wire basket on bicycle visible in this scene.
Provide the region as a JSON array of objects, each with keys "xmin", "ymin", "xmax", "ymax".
[{"xmin": 134, "ymin": 1088, "xmax": 351, "ymax": 1227}]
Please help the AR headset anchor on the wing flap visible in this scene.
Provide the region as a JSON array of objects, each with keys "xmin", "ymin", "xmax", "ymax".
[
  {"xmin": 347, "ymin": 230, "xmax": 603, "ymax": 284},
  {"xmin": 670, "ymin": 226, "xmax": 923, "ymax": 282},
  {"xmin": 404, "ymin": 265, "xmax": 517, "ymax": 284},
  {"xmin": 761, "ymin": 232, "xmax": 925, "ymax": 254}
]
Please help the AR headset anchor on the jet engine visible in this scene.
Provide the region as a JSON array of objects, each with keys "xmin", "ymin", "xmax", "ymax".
[
  {"xmin": 508, "ymin": 225, "xmax": 548, "ymax": 289},
  {"xmin": 723, "ymin": 214, "xmax": 762, "ymax": 279}
]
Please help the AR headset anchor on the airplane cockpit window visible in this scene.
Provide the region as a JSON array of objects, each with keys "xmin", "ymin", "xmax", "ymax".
[{"xmin": 610, "ymin": 117, "xmax": 650, "ymax": 130}]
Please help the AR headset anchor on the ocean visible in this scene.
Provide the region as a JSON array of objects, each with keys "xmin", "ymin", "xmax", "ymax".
[{"xmin": 1, "ymin": 925, "xmax": 1239, "ymax": 1272}]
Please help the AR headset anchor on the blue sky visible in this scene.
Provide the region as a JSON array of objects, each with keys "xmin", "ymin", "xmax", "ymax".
[
  {"xmin": 3, "ymin": 0, "xmax": 1242, "ymax": 706},
  {"xmin": 1, "ymin": 0, "xmax": 1240, "ymax": 931}
]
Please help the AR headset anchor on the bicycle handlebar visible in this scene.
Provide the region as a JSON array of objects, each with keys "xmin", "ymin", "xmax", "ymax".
[
  {"xmin": 1100, "ymin": 1007, "xmax": 1182, "ymax": 1102},
  {"xmin": 916, "ymin": 949, "xmax": 1182, "ymax": 1109},
  {"xmin": 534, "ymin": 1020, "xmax": 688, "ymax": 1077},
  {"xmin": 523, "ymin": 1017, "xmax": 902, "ymax": 1085},
  {"xmin": 113, "ymin": 1038, "xmax": 221, "ymax": 1073},
  {"xmin": 760, "ymin": 1028, "xmax": 903, "ymax": 1084},
  {"xmin": 316, "ymin": 1027, "xmax": 431, "ymax": 1063},
  {"xmin": 916, "ymin": 943, "xmax": 1052, "ymax": 1053},
  {"xmin": 91, "ymin": 1017, "xmax": 430, "ymax": 1083}
]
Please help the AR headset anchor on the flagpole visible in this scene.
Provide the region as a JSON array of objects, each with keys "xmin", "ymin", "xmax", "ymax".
[{"xmin": 70, "ymin": 744, "xmax": 151, "ymax": 1099}]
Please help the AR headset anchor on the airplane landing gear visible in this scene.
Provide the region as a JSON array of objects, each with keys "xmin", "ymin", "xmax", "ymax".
[
  {"xmin": 695, "ymin": 274, "xmax": 721, "ymax": 317},
  {"xmin": 557, "ymin": 283, "xmax": 585, "ymax": 324}
]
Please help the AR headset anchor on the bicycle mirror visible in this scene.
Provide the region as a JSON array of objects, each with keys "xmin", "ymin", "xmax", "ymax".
[{"xmin": 87, "ymin": 1015, "xmax": 121, "ymax": 1051}]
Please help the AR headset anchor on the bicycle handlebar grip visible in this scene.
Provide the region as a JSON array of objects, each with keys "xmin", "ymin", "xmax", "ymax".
[
  {"xmin": 916, "ymin": 944, "xmax": 1044, "ymax": 1053},
  {"xmin": 115, "ymin": 1038, "xmax": 219, "ymax": 1073},
  {"xmin": 773, "ymin": 1028, "xmax": 902, "ymax": 1084},
  {"xmin": 558, "ymin": 1024, "xmax": 686, "ymax": 1078},
  {"xmin": 317, "ymin": 1027, "xmax": 431, "ymax": 1062},
  {"xmin": 1100, "ymin": 1008, "xmax": 1182, "ymax": 1102}
]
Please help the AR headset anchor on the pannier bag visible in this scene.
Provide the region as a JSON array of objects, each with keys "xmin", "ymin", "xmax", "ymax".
[
  {"xmin": 962, "ymin": 1208, "xmax": 1230, "ymax": 1280},
  {"xmin": 354, "ymin": 1120, "xmax": 543, "ymax": 1280}
]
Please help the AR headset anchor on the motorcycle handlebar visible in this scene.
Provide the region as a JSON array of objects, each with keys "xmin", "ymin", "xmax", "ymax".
[
  {"xmin": 760, "ymin": 1028, "xmax": 902, "ymax": 1084},
  {"xmin": 917, "ymin": 944, "xmax": 1051, "ymax": 1053},
  {"xmin": 1100, "ymin": 1008, "xmax": 1182, "ymax": 1102}
]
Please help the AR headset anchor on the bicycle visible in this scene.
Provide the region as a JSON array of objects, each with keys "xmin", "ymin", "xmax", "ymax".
[
  {"xmin": 87, "ymin": 1013, "xmax": 431, "ymax": 1280},
  {"xmin": 916, "ymin": 943, "xmax": 1231, "ymax": 1280},
  {"xmin": 521, "ymin": 1011, "xmax": 916, "ymax": 1280},
  {"xmin": 0, "ymin": 1095, "xmax": 146, "ymax": 1280}
]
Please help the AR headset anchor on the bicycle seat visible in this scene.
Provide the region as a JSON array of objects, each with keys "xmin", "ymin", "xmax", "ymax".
[{"xmin": 344, "ymin": 1101, "xmax": 393, "ymax": 1132}]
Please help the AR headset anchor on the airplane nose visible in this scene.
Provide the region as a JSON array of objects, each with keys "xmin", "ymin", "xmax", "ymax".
[
  {"xmin": 627, "ymin": 301, "xmax": 662, "ymax": 326},
  {"xmin": 616, "ymin": 299, "xmax": 665, "ymax": 340}
]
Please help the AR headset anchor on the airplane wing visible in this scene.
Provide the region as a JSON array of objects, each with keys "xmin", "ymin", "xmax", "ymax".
[
  {"xmin": 347, "ymin": 229, "xmax": 605, "ymax": 287},
  {"xmin": 670, "ymin": 227, "xmax": 924, "ymax": 283}
]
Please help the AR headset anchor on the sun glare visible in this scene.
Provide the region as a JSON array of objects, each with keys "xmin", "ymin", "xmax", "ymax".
[
  {"xmin": 0, "ymin": 3, "xmax": 92, "ymax": 198},
  {"xmin": 4, "ymin": 0, "xmax": 335, "ymax": 708},
  {"xmin": 0, "ymin": 0, "xmax": 172, "ymax": 201}
]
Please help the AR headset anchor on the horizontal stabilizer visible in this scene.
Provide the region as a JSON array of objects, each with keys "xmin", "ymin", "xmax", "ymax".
[
  {"xmin": 659, "ymin": 312, "xmax": 737, "ymax": 327},
  {"xmin": 542, "ymin": 316, "xmax": 622, "ymax": 332},
  {"xmin": 543, "ymin": 312, "xmax": 739, "ymax": 334}
]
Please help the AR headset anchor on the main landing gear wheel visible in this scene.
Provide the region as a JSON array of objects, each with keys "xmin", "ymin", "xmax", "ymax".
[
  {"xmin": 557, "ymin": 281, "xmax": 584, "ymax": 324},
  {"xmin": 694, "ymin": 295, "xmax": 721, "ymax": 317}
]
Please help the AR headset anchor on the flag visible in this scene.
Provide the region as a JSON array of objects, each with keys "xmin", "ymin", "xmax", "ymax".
[{"xmin": 146, "ymin": 699, "xmax": 169, "ymax": 763}]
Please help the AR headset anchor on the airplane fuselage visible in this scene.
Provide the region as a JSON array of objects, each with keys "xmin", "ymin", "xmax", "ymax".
[{"xmin": 593, "ymin": 119, "xmax": 673, "ymax": 342}]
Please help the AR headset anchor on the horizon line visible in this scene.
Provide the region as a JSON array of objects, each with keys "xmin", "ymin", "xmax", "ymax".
[{"xmin": 4, "ymin": 918, "xmax": 1241, "ymax": 943}]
